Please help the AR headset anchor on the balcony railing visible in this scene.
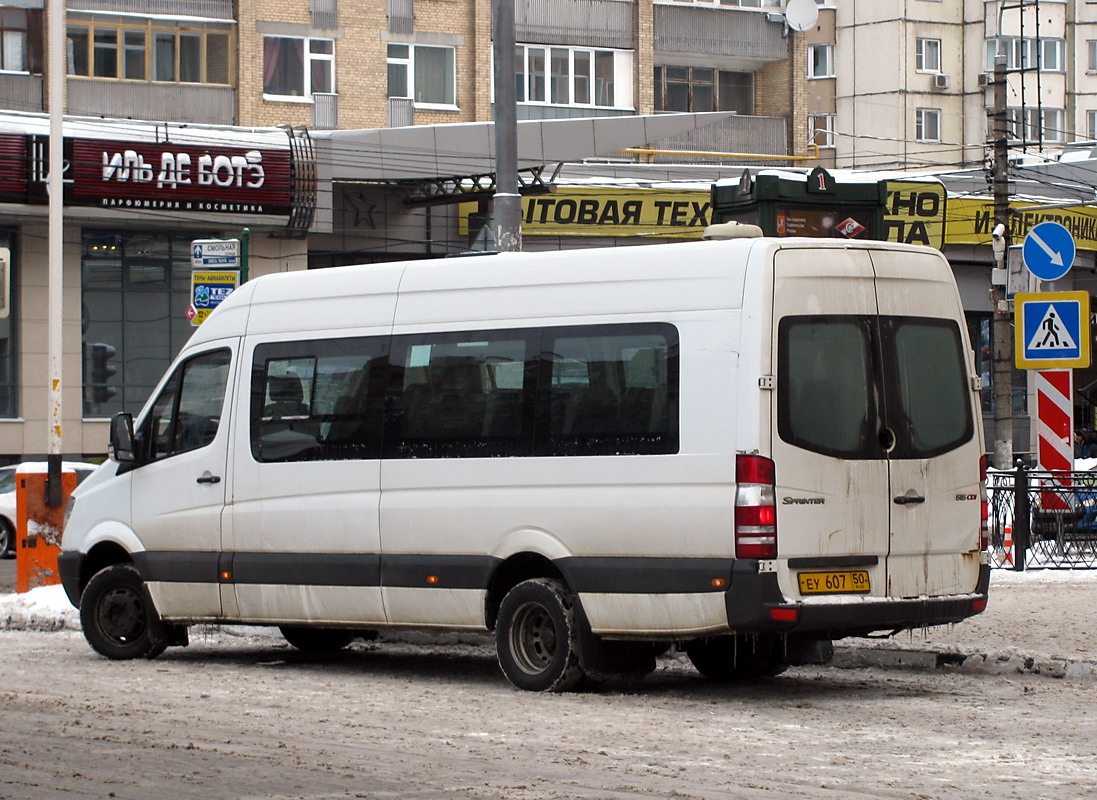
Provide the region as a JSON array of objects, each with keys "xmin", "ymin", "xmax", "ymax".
[
  {"xmin": 516, "ymin": 0, "xmax": 633, "ymax": 49},
  {"xmin": 69, "ymin": 0, "xmax": 234, "ymax": 20}
]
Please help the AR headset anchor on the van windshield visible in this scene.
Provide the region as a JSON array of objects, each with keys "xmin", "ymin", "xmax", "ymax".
[{"xmin": 778, "ymin": 315, "xmax": 973, "ymax": 460}]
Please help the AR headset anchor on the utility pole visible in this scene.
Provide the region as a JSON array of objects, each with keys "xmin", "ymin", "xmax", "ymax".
[
  {"xmin": 45, "ymin": 0, "xmax": 64, "ymax": 505},
  {"xmin": 491, "ymin": 0, "xmax": 521, "ymax": 252},
  {"xmin": 990, "ymin": 55, "xmax": 1014, "ymax": 469}
]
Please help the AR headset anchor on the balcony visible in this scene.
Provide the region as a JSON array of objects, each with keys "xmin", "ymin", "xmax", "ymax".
[
  {"xmin": 517, "ymin": 0, "xmax": 634, "ymax": 49},
  {"xmin": 654, "ymin": 5, "xmax": 786, "ymax": 63},
  {"xmin": 66, "ymin": 80, "xmax": 236, "ymax": 125},
  {"xmin": 0, "ymin": 74, "xmax": 43, "ymax": 114},
  {"xmin": 69, "ymin": 0, "xmax": 233, "ymax": 20}
]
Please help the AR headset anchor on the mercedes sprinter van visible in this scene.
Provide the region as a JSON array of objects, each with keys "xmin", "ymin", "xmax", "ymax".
[{"xmin": 60, "ymin": 235, "xmax": 990, "ymax": 691}]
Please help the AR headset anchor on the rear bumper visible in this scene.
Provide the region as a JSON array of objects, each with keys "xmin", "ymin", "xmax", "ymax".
[{"xmin": 725, "ymin": 560, "xmax": 992, "ymax": 638}]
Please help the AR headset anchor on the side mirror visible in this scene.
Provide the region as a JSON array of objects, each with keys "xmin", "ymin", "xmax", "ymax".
[{"xmin": 109, "ymin": 412, "xmax": 136, "ymax": 464}]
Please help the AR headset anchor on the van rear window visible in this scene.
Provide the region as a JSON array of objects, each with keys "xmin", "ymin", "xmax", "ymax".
[
  {"xmin": 779, "ymin": 318, "xmax": 877, "ymax": 459},
  {"xmin": 778, "ymin": 316, "xmax": 973, "ymax": 460}
]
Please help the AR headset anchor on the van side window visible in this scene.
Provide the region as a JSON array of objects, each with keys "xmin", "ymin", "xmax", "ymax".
[
  {"xmin": 539, "ymin": 325, "xmax": 678, "ymax": 456},
  {"xmin": 388, "ymin": 332, "xmax": 534, "ymax": 459},
  {"xmin": 142, "ymin": 349, "xmax": 232, "ymax": 462},
  {"xmin": 251, "ymin": 337, "xmax": 385, "ymax": 462}
]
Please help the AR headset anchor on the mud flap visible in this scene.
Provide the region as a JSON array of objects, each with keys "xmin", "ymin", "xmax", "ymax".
[{"xmin": 572, "ymin": 596, "xmax": 658, "ymax": 680}]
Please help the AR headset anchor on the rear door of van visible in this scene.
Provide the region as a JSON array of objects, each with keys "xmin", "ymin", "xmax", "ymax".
[
  {"xmin": 868, "ymin": 247, "xmax": 982, "ymax": 597},
  {"xmin": 768, "ymin": 243, "xmax": 981, "ymax": 602}
]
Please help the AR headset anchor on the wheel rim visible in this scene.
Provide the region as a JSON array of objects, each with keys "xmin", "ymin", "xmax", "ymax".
[
  {"xmin": 508, "ymin": 600, "xmax": 558, "ymax": 676},
  {"xmin": 96, "ymin": 585, "xmax": 148, "ymax": 643}
]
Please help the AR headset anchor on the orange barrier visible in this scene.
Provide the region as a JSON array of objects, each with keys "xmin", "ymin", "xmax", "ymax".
[
  {"xmin": 15, "ymin": 469, "xmax": 77, "ymax": 593},
  {"xmin": 1003, "ymin": 525, "xmax": 1014, "ymax": 567}
]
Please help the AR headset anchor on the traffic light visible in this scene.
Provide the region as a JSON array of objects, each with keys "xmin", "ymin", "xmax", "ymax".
[{"xmin": 88, "ymin": 342, "xmax": 118, "ymax": 404}]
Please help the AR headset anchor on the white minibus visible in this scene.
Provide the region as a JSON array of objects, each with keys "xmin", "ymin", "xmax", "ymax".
[{"xmin": 60, "ymin": 233, "xmax": 990, "ymax": 691}]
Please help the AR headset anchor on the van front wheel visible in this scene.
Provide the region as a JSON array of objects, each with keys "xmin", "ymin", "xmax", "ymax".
[
  {"xmin": 80, "ymin": 564, "xmax": 169, "ymax": 660},
  {"xmin": 496, "ymin": 578, "xmax": 585, "ymax": 692}
]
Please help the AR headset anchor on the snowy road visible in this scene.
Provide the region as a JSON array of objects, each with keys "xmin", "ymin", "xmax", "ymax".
[{"xmin": 1, "ymin": 625, "xmax": 1095, "ymax": 800}]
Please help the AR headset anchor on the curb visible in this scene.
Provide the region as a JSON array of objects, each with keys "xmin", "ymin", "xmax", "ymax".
[{"xmin": 834, "ymin": 645, "xmax": 1097, "ymax": 681}]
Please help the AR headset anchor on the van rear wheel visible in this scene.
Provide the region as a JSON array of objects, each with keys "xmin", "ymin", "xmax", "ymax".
[
  {"xmin": 685, "ymin": 635, "xmax": 788, "ymax": 681},
  {"xmin": 279, "ymin": 627, "xmax": 356, "ymax": 652},
  {"xmin": 80, "ymin": 564, "xmax": 169, "ymax": 660},
  {"xmin": 496, "ymin": 578, "xmax": 586, "ymax": 692}
]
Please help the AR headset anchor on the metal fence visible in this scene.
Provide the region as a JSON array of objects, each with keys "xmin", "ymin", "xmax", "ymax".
[{"xmin": 988, "ymin": 467, "xmax": 1097, "ymax": 569}]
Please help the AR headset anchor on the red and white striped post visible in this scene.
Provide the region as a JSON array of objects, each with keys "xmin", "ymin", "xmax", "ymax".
[
  {"xmin": 1036, "ymin": 369, "xmax": 1073, "ymax": 512},
  {"xmin": 1037, "ymin": 369, "xmax": 1074, "ymax": 471}
]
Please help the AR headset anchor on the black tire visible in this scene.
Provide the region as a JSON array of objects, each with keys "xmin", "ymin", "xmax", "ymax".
[
  {"xmin": 79, "ymin": 564, "xmax": 169, "ymax": 660},
  {"xmin": 0, "ymin": 519, "xmax": 14, "ymax": 559},
  {"xmin": 685, "ymin": 635, "xmax": 788, "ymax": 681},
  {"xmin": 279, "ymin": 626, "xmax": 356, "ymax": 652},
  {"xmin": 496, "ymin": 578, "xmax": 586, "ymax": 692}
]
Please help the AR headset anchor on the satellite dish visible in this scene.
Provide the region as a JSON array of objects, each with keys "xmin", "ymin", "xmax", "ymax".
[{"xmin": 785, "ymin": 0, "xmax": 820, "ymax": 32}]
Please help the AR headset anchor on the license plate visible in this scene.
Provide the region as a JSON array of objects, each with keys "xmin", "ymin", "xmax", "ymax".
[{"xmin": 798, "ymin": 570, "xmax": 871, "ymax": 595}]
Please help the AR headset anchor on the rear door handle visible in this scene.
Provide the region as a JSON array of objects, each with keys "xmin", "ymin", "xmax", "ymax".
[
  {"xmin": 893, "ymin": 494, "xmax": 925, "ymax": 505},
  {"xmin": 196, "ymin": 474, "xmax": 222, "ymax": 485}
]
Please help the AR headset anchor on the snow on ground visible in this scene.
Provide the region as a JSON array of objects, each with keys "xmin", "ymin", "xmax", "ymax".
[{"xmin": 0, "ymin": 584, "xmax": 77, "ymax": 631}]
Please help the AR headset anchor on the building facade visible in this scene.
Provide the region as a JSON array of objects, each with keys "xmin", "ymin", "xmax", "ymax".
[{"xmin": 826, "ymin": 0, "xmax": 1097, "ymax": 171}]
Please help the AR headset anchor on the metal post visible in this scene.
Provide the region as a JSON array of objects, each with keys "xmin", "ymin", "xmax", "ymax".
[
  {"xmin": 1014, "ymin": 459, "xmax": 1030, "ymax": 572},
  {"xmin": 240, "ymin": 228, "xmax": 250, "ymax": 284},
  {"xmin": 45, "ymin": 0, "xmax": 65, "ymax": 507},
  {"xmin": 990, "ymin": 56, "xmax": 1014, "ymax": 470},
  {"xmin": 491, "ymin": 0, "xmax": 521, "ymax": 252}
]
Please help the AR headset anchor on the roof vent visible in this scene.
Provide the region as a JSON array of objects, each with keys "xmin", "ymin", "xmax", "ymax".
[{"xmin": 703, "ymin": 221, "xmax": 765, "ymax": 240}]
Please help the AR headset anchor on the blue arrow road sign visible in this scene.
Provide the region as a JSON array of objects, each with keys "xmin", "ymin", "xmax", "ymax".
[{"xmin": 1022, "ymin": 221, "xmax": 1076, "ymax": 281}]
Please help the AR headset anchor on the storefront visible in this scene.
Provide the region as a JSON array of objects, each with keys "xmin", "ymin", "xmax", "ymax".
[{"xmin": 0, "ymin": 113, "xmax": 315, "ymax": 465}]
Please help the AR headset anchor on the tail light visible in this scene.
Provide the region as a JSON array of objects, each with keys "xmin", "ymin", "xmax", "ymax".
[
  {"xmin": 736, "ymin": 454, "xmax": 777, "ymax": 559},
  {"xmin": 979, "ymin": 455, "xmax": 989, "ymax": 551}
]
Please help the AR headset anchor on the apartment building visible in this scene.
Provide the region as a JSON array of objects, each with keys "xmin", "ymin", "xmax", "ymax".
[
  {"xmin": 0, "ymin": 0, "xmax": 805, "ymax": 143},
  {"xmin": 814, "ymin": 0, "xmax": 1097, "ymax": 171}
]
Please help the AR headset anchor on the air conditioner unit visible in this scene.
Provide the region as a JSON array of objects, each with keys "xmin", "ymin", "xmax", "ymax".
[
  {"xmin": 978, "ymin": 73, "xmax": 991, "ymax": 87},
  {"xmin": 933, "ymin": 73, "xmax": 950, "ymax": 90}
]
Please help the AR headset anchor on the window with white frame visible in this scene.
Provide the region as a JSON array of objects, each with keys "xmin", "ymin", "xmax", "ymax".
[
  {"xmin": 809, "ymin": 44, "xmax": 834, "ymax": 79},
  {"xmin": 1088, "ymin": 110, "xmax": 1097, "ymax": 140},
  {"xmin": 263, "ymin": 36, "xmax": 334, "ymax": 99},
  {"xmin": 808, "ymin": 114, "xmax": 836, "ymax": 148},
  {"xmin": 514, "ymin": 44, "xmax": 631, "ymax": 109},
  {"xmin": 985, "ymin": 37, "xmax": 1064, "ymax": 73},
  {"xmin": 916, "ymin": 38, "xmax": 942, "ymax": 73},
  {"xmin": 916, "ymin": 108, "xmax": 941, "ymax": 141},
  {"xmin": 1089, "ymin": 40, "xmax": 1097, "ymax": 71},
  {"xmin": 388, "ymin": 43, "xmax": 455, "ymax": 107},
  {"xmin": 1007, "ymin": 107, "xmax": 1064, "ymax": 143}
]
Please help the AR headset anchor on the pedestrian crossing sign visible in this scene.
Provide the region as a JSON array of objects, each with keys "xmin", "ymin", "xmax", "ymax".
[{"xmin": 1014, "ymin": 291, "xmax": 1091, "ymax": 369}]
